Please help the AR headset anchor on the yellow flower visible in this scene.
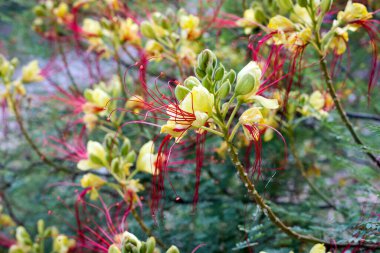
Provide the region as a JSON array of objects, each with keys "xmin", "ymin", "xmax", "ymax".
[
  {"xmin": 77, "ymin": 141, "xmax": 107, "ymax": 170},
  {"xmin": 125, "ymin": 179, "xmax": 145, "ymax": 203},
  {"xmin": 105, "ymin": 0, "xmax": 120, "ymax": 10},
  {"xmin": 53, "ymin": 235, "xmax": 76, "ymax": 253},
  {"xmin": 287, "ymin": 27, "xmax": 311, "ymax": 47},
  {"xmin": 290, "ymin": 4, "xmax": 312, "ymax": 27},
  {"xmin": 126, "ymin": 95, "xmax": 145, "ymax": 113},
  {"xmin": 21, "ymin": 60, "xmax": 44, "ymax": 83},
  {"xmin": 237, "ymin": 9, "xmax": 258, "ymax": 35},
  {"xmin": 118, "ymin": 18, "xmax": 141, "ymax": 45},
  {"xmin": 309, "ymin": 91, "xmax": 325, "ymax": 110},
  {"xmin": 329, "ymin": 27, "xmax": 349, "ymax": 55},
  {"xmin": 180, "ymin": 85, "xmax": 214, "ymax": 117},
  {"xmin": 82, "ymin": 18, "xmax": 102, "ymax": 36},
  {"xmin": 309, "ymin": 243, "xmax": 326, "ymax": 253},
  {"xmin": 87, "ymin": 87, "xmax": 110, "ymax": 108},
  {"xmin": 337, "ymin": 2, "xmax": 372, "ymax": 23},
  {"xmin": 53, "ymin": 2, "xmax": 69, "ymax": 19},
  {"xmin": 180, "ymin": 14, "xmax": 199, "ymax": 31},
  {"xmin": 80, "ymin": 173, "xmax": 106, "ymax": 188},
  {"xmin": 83, "ymin": 113, "xmax": 98, "ymax": 131},
  {"xmin": 239, "ymin": 107, "xmax": 266, "ymax": 141},
  {"xmin": 136, "ymin": 141, "xmax": 158, "ymax": 174},
  {"xmin": 145, "ymin": 40, "xmax": 164, "ymax": 61},
  {"xmin": 268, "ymin": 15, "xmax": 295, "ymax": 31}
]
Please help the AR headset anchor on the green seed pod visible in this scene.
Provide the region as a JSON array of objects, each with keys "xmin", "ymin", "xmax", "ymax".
[
  {"xmin": 217, "ymin": 80, "xmax": 231, "ymax": 99},
  {"xmin": 121, "ymin": 138, "xmax": 131, "ymax": 156},
  {"xmin": 298, "ymin": 0, "xmax": 309, "ymax": 7},
  {"xmin": 214, "ymin": 66, "xmax": 225, "ymax": 81},
  {"xmin": 194, "ymin": 67, "xmax": 206, "ymax": 79},
  {"xmin": 235, "ymin": 73, "xmax": 256, "ymax": 96},
  {"xmin": 146, "ymin": 237, "xmax": 156, "ymax": 253},
  {"xmin": 184, "ymin": 76, "xmax": 201, "ymax": 89},
  {"xmin": 320, "ymin": 0, "xmax": 332, "ymax": 13},
  {"xmin": 175, "ymin": 85, "xmax": 191, "ymax": 101},
  {"xmin": 140, "ymin": 21, "xmax": 156, "ymax": 39},
  {"xmin": 166, "ymin": 246, "xmax": 180, "ymax": 253},
  {"xmin": 109, "ymin": 245, "xmax": 122, "ymax": 253}
]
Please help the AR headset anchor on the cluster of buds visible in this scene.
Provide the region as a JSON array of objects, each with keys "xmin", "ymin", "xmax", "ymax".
[
  {"xmin": 9, "ymin": 220, "xmax": 75, "ymax": 253},
  {"xmin": 108, "ymin": 232, "xmax": 180, "ymax": 253},
  {"xmin": 0, "ymin": 55, "xmax": 44, "ymax": 107},
  {"xmin": 77, "ymin": 134, "xmax": 160, "ymax": 202},
  {"xmin": 141, "ymin": 9, "xmax": 202, "ymax": 67}
]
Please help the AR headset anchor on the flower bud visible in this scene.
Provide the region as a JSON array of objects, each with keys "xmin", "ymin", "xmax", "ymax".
[
  {"xmin": 194, "ymin": 67, "xmax": 206, "ymax": 79},
  {"xmin": 298, "ymin": 0, "xmax": 309, "ymax": 7},
  {"xmin": 320, "ymin": 0, "xmax": 332, "ymax": 13},
  {"xmin": 166, "ymin": 246, "xmax": 180, "ymax": 253},
  {"xmin": 235, "ymin": 74, "xmax": 256, "ymax": 96},
  {"xmin": 121, "ymin": 138, "xmax": 131, "ymax": 156},
  {"xmin": 184, "ymin": 76, "xmax": 201, "ymax": 89},
  {"xmin": 108, "ymin": 245, "xmax": 121, "ymax": 253},
  {"xmin": 146, "ymin": 237, "xmax": 156, "ymax": 253},
  {"xmin": 175, "ymin": 85, "xmax": 191, "ymax": 101},
  {"xmin": 37, "ymin": 219, "xmax": 44, "ymax": 235},
  {"xmin": 214, "ymin": 66, "xmax": 224, "ymax": 81},
  {"xmin": 235, "ymin": 61, "xmax": 261, "ymax": 96},
  {"xmin": 104, "ymin": 133, "xmax": 119, "ymax": 150},
  {"xmin": 217, "ymin": 80, "xmax": 231, "ymax": 99},
  {"xmin": 276, "ymin": 0, "xmax": 294, "ymax": 12},
  {"xmin": 140, "ymin": 21, "xmax": 156, "ymax": 39},
  {"xmin": 309, "ymin": 244, "xmax": 326, "ymax": 253},
  {"xmin": 125, "ymin": 150, "xmax": 136, "ymax": 164},
  {"xmin": 197, "ymin": 49, "xmax": 217, "ymax": 71},
  {"xmin": 16, "ymin": 226, "xmax": 32, "ymax": 246},
  {"xmin": 33, "ymin": 5, "xmax": 46, "ymax": 17},
  {"xmin": 202, "ymin": 76, "xmax": 212, "ymax": 91},
  {"xmin": 225, "ymin": 69, "xmax": 236, "ymax": 84}
]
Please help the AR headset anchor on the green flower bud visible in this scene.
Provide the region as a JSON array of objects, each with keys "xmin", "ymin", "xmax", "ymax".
[
  {"xmin": 254, "ymin": 8, "xmax": 267, "ymax": 24},
  {"xmin": 16, "ymin": 226, "xmax": 32, "ymax": 246},
  {"xmin": 146, "ymin": 237, "xmax": 156, "ymax": 253},
  {"xmin": 225, "ymin": 70, "xmax": 236, "ymax": 84},
  {"xmin": 206, "ymin": 64, "xmax": 214, "ymax": 78},
  {"xmin": 197, "ymin": 49, "xmax": 217, "ymax": 70},
  {"xmin": 83, "ymin": 89, "xmax": 93, "ymax": 101},
  {"xmin": 194, "ymin": 67, "xmax": 206, "ymax": 79},
  {"xmin": 152, "ymin": 12, "xmax": 164, "ymax": 25},
  {"xmin": 140, "ymin": 242, "xmax": 147, "ymax": 253},
  {"xmin": 166, "ymin": 246, "xmax": 180, "ymax": 253},
  {"xmin": 298, "ymin": 0, "xmax": 309, "ymax": 7},
  {"xmin": 276, "ymin": 0, "xmax": 294, "ymax": 12},
  {"xmin": 235, "ymin": 74, "xmax": 256, "ymax": 96},
  {"xmin": 175, "ymin": 85, "xmax": 191, "ymax": 101},
  {"xmin": 111, "ymin": 158, "xmax": 121, "ymax": 176},
  {"xmin": 161, "ymin": 16, "xmax": 171, "ymax": 30},
  {"xmin": 125, "ymin": 150, "xmax": 136, "ymax": 164},
  {"xmin": 104, "ymin": 133, "xmax": 119, "ymax": 150},
  {"xmin": 33, "ymin": 5, "xmax": 46, "ymax": 17},
  {"xmin": 37, "ymin": 219, "xmax": 44, "ymax": 235},
  {"xmin": 235, "ymin": 61, "xmax": 261, "ymax": 96},
  {"xmin": 184, "ymin": 76, "xmax": 201, "ymax": 89},
  {"xmin": 216, "ymin": 80, "xmax": 231, "ymax": 99},
  {"xmin": 141, "ymin": 21, "xmax": 156, "ymax": 39},
  {"xmin": 202, "ymin": 77, "xmax": 212, "ymax": 91},
  {"xmin": 320, "ymin": 0, "xmax": 332, "ymax": 13},
  {"xmin": 214, "ymin": 66, "xmax": 224, "ymax": 81},
  {"xmin": 108, "ymin": 245, "xmax": 121, "ymax": 253},
  {"xmin": 121, "ymin": 138, "xmax": 131, "ymax": 156}
]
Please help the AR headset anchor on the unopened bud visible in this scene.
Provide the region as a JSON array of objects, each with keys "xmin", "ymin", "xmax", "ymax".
[
  {"xmin": 202, "ymin": 77, "xmax": 212, "ymax": 91},
  {"xmin": 320, "ymin": 0, "xmax": 332, "ymax": 13},
  {"xmin": 298, "ymin": 0, "xmax": 309, "ymax": 7},
  {"xmin": 141, "ymin": 21, "xmax": 156, "ymax": 39},
  {"xmin": 146, "ymin": 237, "xmax": 156, "ymax": 253},
  {"xmin": 194, "ymin": 67, "xmax": 206, "ymax": 79},
  {"xmin": 214, "ymin": 66, "xmax": 224, "ymax": 81},
  {"xmin": 217, "ymin": 80, "xmax": 231, "ymax": 99},
  {"xmin": 225, "ymin": 70, "xmax": 236, "ymax": 84},
  {"xmin": 276, "ymin": 0, "xmax": 294, "ymax": 12},
  {"xmin": 125, "ymin": 150, "xmax": 136, "ymax": 163},
  {"xmin": 166, "ymin": 246, "xmax": 180, "ymax": 253},
  {"xmin": 108, "ymin": 245, "xmax": 121, "ymax": 253},
  {"xmin": 184, "ymin": 76, "xmax": 201, "ymax": 89},
  {"xmin": 197, "ymin": 49, "xmax": 217, "ymax": 71},
  {"xmin": 235, "ymin": 74, "xmax": 256, "ymax": 96},
  {"xmin": 121, "ymin": 138, "xmax": 131, "ymax": 156}
]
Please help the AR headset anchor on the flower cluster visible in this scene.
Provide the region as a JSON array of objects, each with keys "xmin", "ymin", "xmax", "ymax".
[{"xmin": 9, "ymin": 220, "xmax": 75, "ymax": 253}]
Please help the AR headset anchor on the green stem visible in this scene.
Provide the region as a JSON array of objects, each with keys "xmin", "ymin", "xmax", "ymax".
[
  {"xmin": 200, "ymin": 126, "xmax": 224, "ymax": 137},
  {"xmin": 226, "ymin": 100, "xmax": 242, "ymax": 130},
  {"xmin": 58, "ymin": 42, "xmax": 80, "ymax": 92}
]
